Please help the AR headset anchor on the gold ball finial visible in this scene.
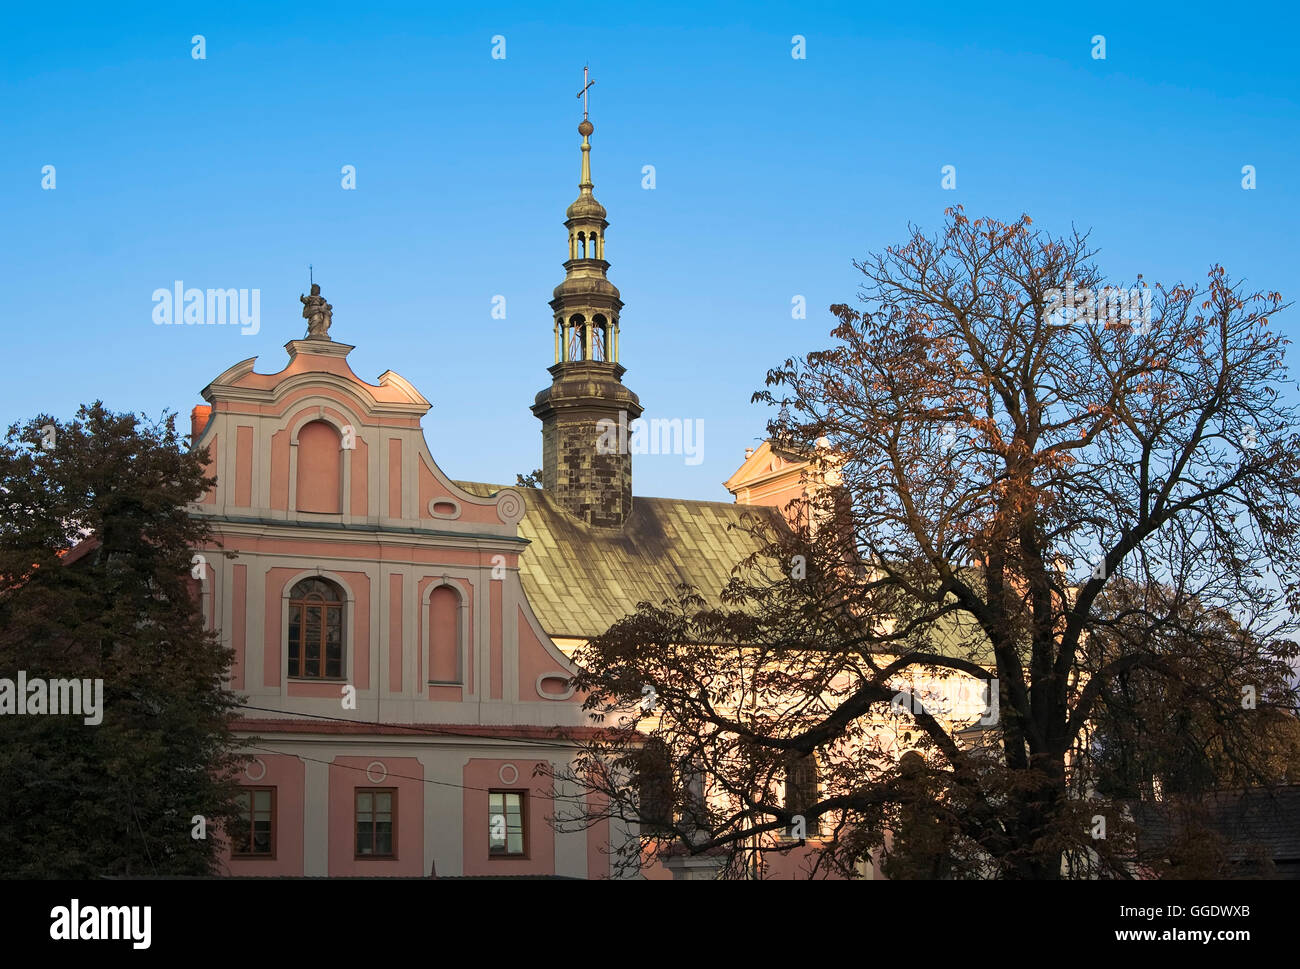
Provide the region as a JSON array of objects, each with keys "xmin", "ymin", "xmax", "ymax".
[{"xmin": 578, "ymin": 119, "xmax": 594, "ymax": 136}]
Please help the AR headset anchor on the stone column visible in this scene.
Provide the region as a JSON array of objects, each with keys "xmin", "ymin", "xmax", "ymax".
[{"xmin": 301, "ymin": 754, "xmax": 330, "ymax": 876}]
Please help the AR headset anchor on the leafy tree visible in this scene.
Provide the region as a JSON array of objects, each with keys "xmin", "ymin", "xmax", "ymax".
[
  {"xmin": 0, "ymin": 403, "xmax": 245, "ymax": 877},
  {"xmin": 1083, "ymin": 580, "xmax": 1300, "ymax": 878},
  {"xmin": 516, "ymin": 469, "xmax": 544, "ymax": 489},
  {"xmin": 1086, "ymin": 579, "xmax": 1299, "ymax": 800},
  {"xmin": 561, "ymin": 210, "xmax": 1300, "ymax": 879}
]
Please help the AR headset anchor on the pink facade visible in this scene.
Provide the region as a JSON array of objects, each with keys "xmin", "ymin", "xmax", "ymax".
[{"xmin": 198, "ymin": 338, "xmax": 632, "ymax": 877}]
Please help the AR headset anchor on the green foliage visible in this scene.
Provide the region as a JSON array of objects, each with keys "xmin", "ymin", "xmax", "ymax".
[
  {"xmin": 1086, "ymin": 579, "xmax": 1300, "ymax": 796},
  {"xmin": 0, "ymin": 403, "xmax": 245, "ymax": 877}
]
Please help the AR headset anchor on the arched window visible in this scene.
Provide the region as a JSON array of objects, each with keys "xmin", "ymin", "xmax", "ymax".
[
  {"xmin": 591, "ymin": 315, "xmax": 607, "ymax": 362},
  {"xmin": 288, "ymin": 577, "xmax": 344, "ymax": 679},
  {"xmin": 567, "ymin": 315, "xmax": 586, "ymax": 361},
  {"xmin": 296, "ymin": 420, "xmax": 342, "ymax": 513},
  {"xmin": 428, "ymin": 585, "xmax": 460, "ymax": 683}
]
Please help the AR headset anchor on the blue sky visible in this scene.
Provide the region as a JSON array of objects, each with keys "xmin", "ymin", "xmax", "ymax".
[{"xmin": 3, "ymin": 1, "xmax": 1297, "ymax": 500}]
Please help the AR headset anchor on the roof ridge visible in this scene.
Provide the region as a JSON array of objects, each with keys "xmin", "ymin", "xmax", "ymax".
[{"xmin": 452, "ymin": 480, "xmax": 778, "ymax": 512}]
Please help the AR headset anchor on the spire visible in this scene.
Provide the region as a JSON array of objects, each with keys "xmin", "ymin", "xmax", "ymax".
[
  {"xmin": 566, "ymin": 118, "xmax": 607, "ymax": 225},
  {"xmin": 577, "ymin": 64, "xmax": 597, "ymax": 194},
  {"xmin": 531, "ymin": 70, "xmax": 642, "ymax": 528},
  {"xmin": 567, "ymin": 66, "xmax": 607, "ymax": 229},
  {"xmin": 579, "ymin": 119, "xmax": 594, "ymax": 190}
]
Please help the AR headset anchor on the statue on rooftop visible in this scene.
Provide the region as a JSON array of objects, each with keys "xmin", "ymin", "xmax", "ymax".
[{"xmin": 300, "ymin": 283, "xmax": 332, "ymax": 340}]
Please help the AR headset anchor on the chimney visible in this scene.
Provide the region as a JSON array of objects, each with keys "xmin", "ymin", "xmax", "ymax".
[{"xmin": 190, "ymin": 405, "xmax": 212, "ymax": 448}]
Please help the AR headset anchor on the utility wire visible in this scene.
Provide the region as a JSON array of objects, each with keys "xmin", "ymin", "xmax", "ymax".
[
  {"xmin": 242, "ymin": 743, "xmax": 546, "ymax": 796},
  {"xmin": 234, "ymin": 701, "xmax": 638, "ymax": 751}
]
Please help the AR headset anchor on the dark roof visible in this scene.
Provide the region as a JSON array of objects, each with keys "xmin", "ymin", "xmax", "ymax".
[
  {"xmin": 456, "ymin": 482, "xmax": 784, "ymax": 640},
  {"xmin": 1132, "ymin": 786, "xmax": 1300, "ymax": 865}
]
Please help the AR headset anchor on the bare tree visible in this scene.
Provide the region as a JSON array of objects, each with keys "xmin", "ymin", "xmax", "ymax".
[{"xmin": 557, "ymin": 209, "xmax": 1300, "ymax": 879}]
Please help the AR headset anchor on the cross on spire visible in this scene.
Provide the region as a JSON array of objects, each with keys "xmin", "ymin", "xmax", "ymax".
[{"xmin": 576, "ymin": 65, "xmax": 595, "ymax": 120}]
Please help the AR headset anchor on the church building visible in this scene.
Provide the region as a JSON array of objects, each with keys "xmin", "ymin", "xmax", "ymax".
[{"xmin": 189, "ymin": 109, "xmax": 822, "ymax": 878}]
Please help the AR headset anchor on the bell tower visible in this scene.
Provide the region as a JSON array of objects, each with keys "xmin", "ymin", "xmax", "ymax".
[{"xmin": 531, "ymin": 71, "xmax": 642, "ymax": 528}]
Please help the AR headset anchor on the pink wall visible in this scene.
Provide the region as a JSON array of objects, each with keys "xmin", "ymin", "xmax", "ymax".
[
  {"xmin": 417, "ymin": 454, "xmax": 513, "ymax": 526},
  {"xmin": 517, "ymin": 606, "xmax": 570, "ymax": 701},
  {"xmin": 297, "ymin": 420, "xmax": 342, "ymax": 513},
  {"xmin": 231, "ymin": 563, "xmax": 246, "ymax": 690},
  {"xmin": 285, "ymin": 680, "xmax": 349, "ymax": 699},
  {"xmin": 263, "ymin": 567, "xmax": 289, "ymax": 688},
  {"xmin": 489, "ymin": 582, "xmax": 502, "ymax": 700},
  {"xmin": 222, "ymin": 754, "xmax": 306, "ymax": 876},
  {"xmin": 760, "ymin": 840, "xmax": 849, "ymax": 880},
  {"xmin": 736, "ymin": 478, "xmax": 809, "ymax": 530},
  {"xmin": 419, "ymin": 459, "xmax": 438, "ymax": 520},
  {"xmin": 586, "ymin": 793, "xmax": 610, "ymax": 880},
  {"xmin": 349, "ymin": 434, "xmax": 368, "ymax": 517},
  {"xmin": 388, "ymin": 574, "xmax": 403, "ymax": 693},
  {"xmin": 328, "ymin": 756, "xmax": 425, "ymax": 876},
  {"xmin": 347, "ymin": 571, "xmax": 369, "ymax": 691},
  {"xmin": 270, "ymin": 428, "xmax": 289, "ymax": 510},
  {"xmin": 416, "ymin": 576, "xmax": 472, "ymax": 700},
  {"xmin": 201, "ymin": 435, "xmax": 217, "ymax": 504},
  {"xmin": 387, "ymin": 438, "xmax": 402, "ymax": 517},
  {"xmin": 234, "ymin": 425, "xmax": 253, "ymax": 506},
  {"xmin": 461, "ymin": 759, "xmax": 554, "ymax": 876},
  {"xmin": 640, "ymin": 845, "xmax": 673, "ymax": 880},
  {"xmin": 429, "ymin": 586, "xmax": 458, "ymax": 682},
  {"xmin": 229, "ymin": 534, "xmax": 485, "ymax": 565}
]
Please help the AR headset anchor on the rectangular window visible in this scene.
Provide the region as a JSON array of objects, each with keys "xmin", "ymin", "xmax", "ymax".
[
  {"xmin": 488, "ymin": 791, "xmax": 526, "ymax": 857},
  {"xmin": 355, "ymin": 788, "xmax": 396, "ymax": 858},
  {"xmin": 784, "ymin": 751, "xmax": 821, "ymax": 837},
  {"xmin": 232, "ymin": 787, "xmax": 275, "ymax": 857},
  {"xmin": 636, "ymin": 739, "xmax": 674, "ymax": 834}
]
